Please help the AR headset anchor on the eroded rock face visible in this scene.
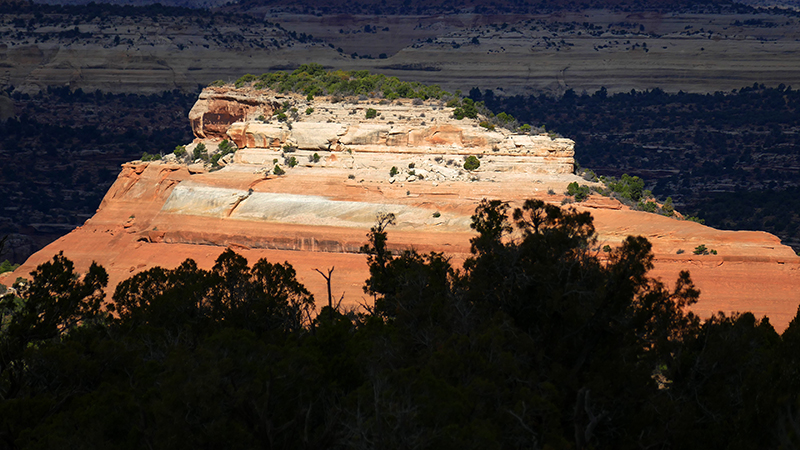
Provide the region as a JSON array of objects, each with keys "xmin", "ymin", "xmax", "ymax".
[
  {"xmin": 191, "ymin": 86, "xmax": 576, "ymax": 174},
  {"xmin": 4, "ymin": 158, "xmax": 800, "ymax": 332},
  {"xmin": 189, "ymin": 88, "xmax": 280, "ymax": 140},
  {"xmin": 4, "ymin": 86, "xmax": 800, "ymax": 333}
]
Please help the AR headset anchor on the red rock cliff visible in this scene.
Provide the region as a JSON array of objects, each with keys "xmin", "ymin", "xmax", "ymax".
[{"xmin": 3, "ymin": 88, "xmax": 799, "ymax": 332}]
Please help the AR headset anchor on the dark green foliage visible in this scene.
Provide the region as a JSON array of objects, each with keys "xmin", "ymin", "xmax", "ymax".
[
  {"xmin": 496, "ymin": 111, "xmax": 514, "ymax": 124},
  {"xmin": 3, "ymin": 201, "xmax": 799, "ymax": 449},
  {"xmin": 452, "ymin": 97, "xmax": 479, "ymax": 120},
  {"xmin": 210, "ymin": 139, "xmax": 236, "ymax": 168},
  {"xmin": 217, "ymin": 139, "xmax": 234, "ymax": 155},
  {"xmin": 567, "ymin": 181, "xmax": 592, "ymax": 201},
  {"xmin": 140, "ymin": 152, "xmax": 161, "ymax": 161},
  {"xmin": 173, "ymin": 145, "xmax": 187, "ymax": 157},
  {"xmin": 0, "ymin": 260, "xmax": 18, "ymax": 274},
  {"xmin": 687, "ymin": 216, "xmax": 706, "ymax": 224},
  {"xmin": 603, "ymin": 173, "xmax": 646, "ymax": 202},
  {"xmin": 286, "ymin": 156, "xmax": 298, "ymax": 168},
  {"xmin": 693, "ymin": 244, "xmax": 716, "ymax": 255},
  {"xmin": 0, "ymin": 250, "xmax": 329, "ymax": 448},
  {"xmin": 662, "ymin": 196, "xmax": 675, "ymax": 216},
  {"xmin": 273, "ymin": 164, "xmax": 285, "ymax": 175},
  {"xmin": 365, "ymin": 108, "xmax": 377, "ymax": 119},
  {"xmin": 665, "ymin": 312, "xmax": 782, "ymax": 448},
  {"xmin": 235, "ymin": 63, "xmax": 449, "ymax": 100},
  {"xmin": 579, "ymin": 168, "xmax": 599, "ymax": 182},
  {"xmin": 463, "ymin": 155, "xmax": 480, "ymax": 171},
  {"xmin": 0, "ymin": 252, "xmax": 108, "ymax": 408},
  {"xmin": 234, "ymin": 73, "xmax": 257, "ymax": 88},
  {"xmin": 111, "ymin": 250, "xmax": 314, "ymax": 337},
  {"xmin": 638, "ymin": 199, "xmax": 658, "ymax": 212},
  {"xmin": 358, "ymin": 199, "xmax": 710, "ymax": 448},
  {"xmin": 192, "ymin": 142, "xmax": 208, "ymax": 161}
]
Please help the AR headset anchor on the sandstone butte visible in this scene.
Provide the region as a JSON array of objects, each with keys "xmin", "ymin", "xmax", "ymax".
[{"xmin": 3, "ymin": 86, "xmax": 800, "ymax": 330}]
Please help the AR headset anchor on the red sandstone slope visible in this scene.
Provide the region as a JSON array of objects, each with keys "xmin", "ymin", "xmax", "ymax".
[
  {"xmin": 3, "ymin": 160, "xmax": 798, "ymax": 330},
  {"xmin": 2, "ymin": 86, "xmax": 798, "ymax": 331}
]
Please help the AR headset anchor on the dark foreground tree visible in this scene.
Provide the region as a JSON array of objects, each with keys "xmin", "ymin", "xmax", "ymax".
[
  {"xmin": 356, "ymin": 199, "xmax": 705, "ymax": 448},
  {"xmin": 0, "ymin": 201, "xmax": 798, "ymax": 449}
]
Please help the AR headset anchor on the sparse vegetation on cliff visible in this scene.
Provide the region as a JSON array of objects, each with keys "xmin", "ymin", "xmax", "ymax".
[
  {"xmin": 229, "ymin": 63, "xmax": 450, "ymax": 101},
  {"xmin": 0, "ymin": 260, "xmax": 18, "ymax": 274},
  {"xmin": 694, "ymin": 244, "xmax": 718, "ymax": 255},
  {"xmin": 210, "ymin": 139, "xmax": 236, "ymax": 168},
  {"xmin": 566, "ymin": 181, "xmax": 592, "ymax": 201},
  {"xmin": 592, "ymin": 173, "xmax": 684, "ymax": 217},
  {"xmin": 173, "ymin": 145, "xmax": 187, "ymax": 158},
  {"xmin": 474, "ymin": 85, "xmax": 800, "ymax": 249},
  {"xmin": 193, "ymin": 142, "xmax": 208, "ymax": 162},
  {"xmin": 463, "ymin": 155, "xmax": 480, "ymax": 171},
  {"xmin": 140, "ymin": 152, "xmax": 161, "ymax": 161}
]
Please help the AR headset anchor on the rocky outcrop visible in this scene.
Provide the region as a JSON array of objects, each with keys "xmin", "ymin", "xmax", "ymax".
[
  {"xmin": 189, "ymin": 88, "xmax": 280, "ymax": 140},
  {"xmin": 194, "ymin": 86, "xmax": 576, "ymax": 174},
  {"xmin": 2, "ymin": 86, "xmax": 800, "ymax": 333}
]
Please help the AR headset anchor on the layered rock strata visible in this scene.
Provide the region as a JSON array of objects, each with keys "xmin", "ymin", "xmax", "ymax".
[
  {"xmin": 3, "ymin": 87, "xmax": 799, "ymax": 331},
  {"xmin": 191, "ymin": 87, "xmax": 576, "ymax": 174}
]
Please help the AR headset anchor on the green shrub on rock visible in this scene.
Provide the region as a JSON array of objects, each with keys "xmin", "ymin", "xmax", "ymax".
[
  {"xmin": 141, "ymin": 152, "xmax": 161, "ymax": 161},
  {"xmin": 453, "ymin": 98, "xmax": 479, "ymax": 120},
  {"xmin": 464, "ymin": 155, "xmax": 480, "ymax": 171},
  {"xmin": 0, "ymin": 259, "xmax": 19, "ymax": 274},
  {"xmin": 566, "ymin": 182, "xmax": 592, "ymax": 202},
  {"xmin": 193, "ymin": 143, "xmax": 208, "ymax": 162}
]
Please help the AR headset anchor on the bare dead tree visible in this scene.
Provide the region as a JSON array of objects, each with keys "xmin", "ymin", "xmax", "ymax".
[
  {"xmin": 574, "ymin": 387, "xmax": 606, "ymax": 450},
  {"xmin": 315, "ymin": 266, "xmax": 335, "ymax": 320}
]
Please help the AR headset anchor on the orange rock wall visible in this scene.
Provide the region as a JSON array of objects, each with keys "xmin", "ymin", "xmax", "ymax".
[
  {"xmin": 3, "ymin": 160, "xmax": 799, "ymax": 331},
  {"xmin": 3, "ymin": 87, "xmax": 799, "ymax": 332},
  {"xmin": 189, "ymin": 88, "xmax": 279, "ymax": 140}
]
